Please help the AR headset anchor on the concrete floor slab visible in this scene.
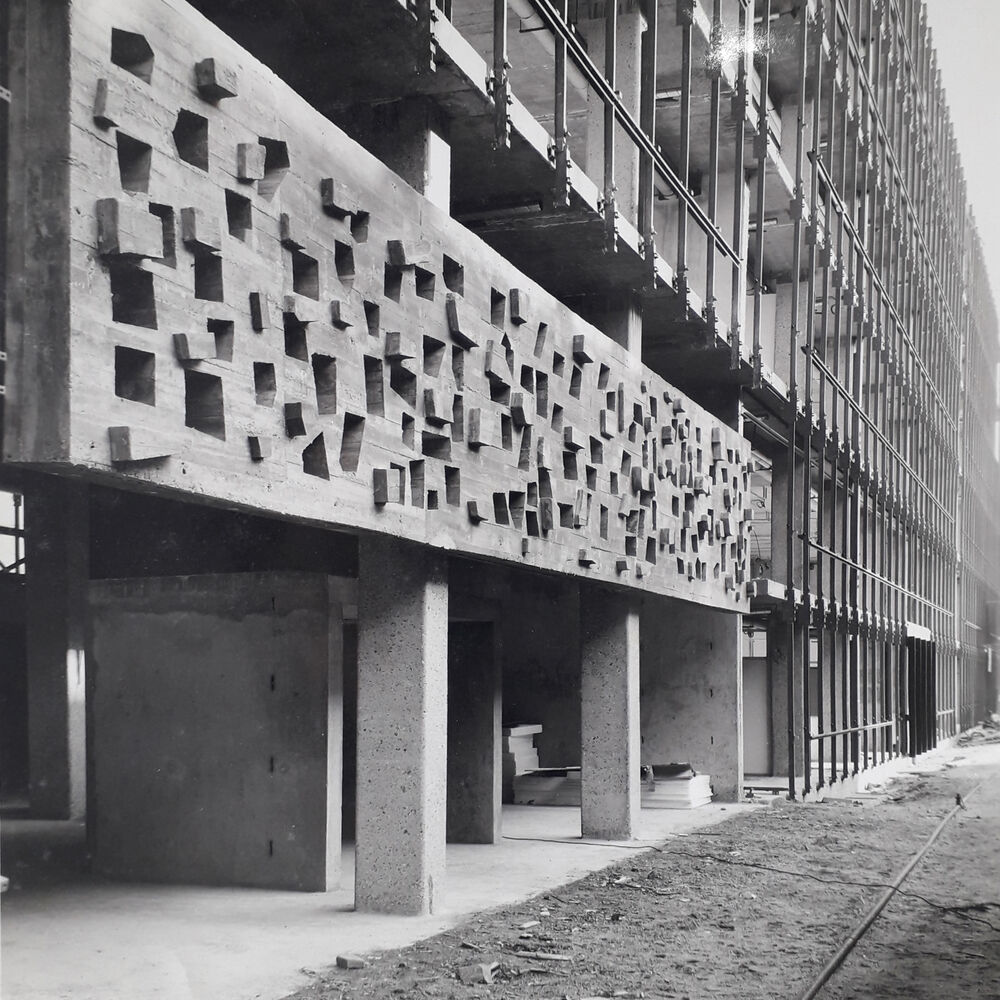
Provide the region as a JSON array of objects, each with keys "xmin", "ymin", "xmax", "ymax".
[{"xmin": 0, "ymin": 802, "xmax": 753, "ymax": 1000}]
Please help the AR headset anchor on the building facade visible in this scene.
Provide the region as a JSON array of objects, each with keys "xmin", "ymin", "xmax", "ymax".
[{"xmin": 2, "ymin": 0, "xmax": 997, "ymax": 913}]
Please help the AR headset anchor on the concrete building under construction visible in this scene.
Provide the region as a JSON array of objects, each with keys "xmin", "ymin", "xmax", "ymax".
[{"xmin": 2, "ymin": 0, "xmax": 998, "ymax": 919}]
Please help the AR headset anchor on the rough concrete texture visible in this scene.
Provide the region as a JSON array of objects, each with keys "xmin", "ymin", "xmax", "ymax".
[
  {"xmin": 24, "ymin": 475, "xmax": 89, "ymax": 820},
  {"xmin": 447, "ymin": 621, "xmax": 502, "ymax": 843},
  {"xmin": 580, "ymin": 587, "xmax": 641, "ymax": 839},
  {"xmin": 640, "ymin": 596, "xmax": 743, "ymax": 800},
  {"xmin": 89, "ymin": 573, "xmax": 343, "ymax": 890},
  {"xmin": 355, "ymin": 536, "xmax": 448, "ymax": 914}
]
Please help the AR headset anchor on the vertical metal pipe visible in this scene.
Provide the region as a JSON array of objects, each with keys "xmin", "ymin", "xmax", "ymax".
[
  {"xmin": 603, "ymin": 1, "xmax": 618, "ymax": 249},
  {"xmin": 750, "ymin": 0, "xmax": 771, "ymax": 388},
  {"xmin": 676, "ymin": 1, "xmax": 694, "ymax": 313},
  {"xmin": 492, "ymin": 0, "xmax": 510, "ymax": 149},
  {"xmin": 552, "ymin": 0, "xmax": 570, "ymax": 207},
  {"xmin": 638, "ymin": 0, "xmax": 657, "ymax": 277}
]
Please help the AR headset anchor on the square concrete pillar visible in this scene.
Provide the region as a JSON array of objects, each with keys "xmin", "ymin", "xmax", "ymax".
[
  {"xmin": 770, "ymin": 450, "xmax": 805, "ymax": 590},
  {"xmin": 578, "ymin": 8, "xmax": 645, "ymax": 225},
  {"xmin": 641, "ymin": 597, "xmax": 743, "ymax": 801},
  {"xmin": 344, "ymin": 98, "xmax": 450, "ymax": 213},
  {"xmin": 447, "ymin": 621, "xmax": 502, "ymax": 844},
  {"xmin": 580, "ymin": 586, "xmax": 640, "ymax": 840},
  {"xmin": 356, "ymin": 535, "xmax": 448, "ymax": 914},
  {"xmin": 24, "ymin": 475, "xmax": 88, "ymax": 820},
  {"xmin": 767, "ymin": 612, "xmax": 805, "ymax": 789}
]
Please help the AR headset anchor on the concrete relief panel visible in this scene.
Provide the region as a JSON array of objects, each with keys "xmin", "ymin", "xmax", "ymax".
[{"xmin": 9, "ymin": 0, "xmax": 752, "ymax": 609}]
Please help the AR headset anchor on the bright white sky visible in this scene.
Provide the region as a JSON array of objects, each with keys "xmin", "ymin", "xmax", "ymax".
[{"xmin": 923, "ymin": 0, "xmax": 1000, "ymax": 316}]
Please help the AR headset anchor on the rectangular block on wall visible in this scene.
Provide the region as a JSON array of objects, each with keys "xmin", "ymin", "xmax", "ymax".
[{"xmin": 89, "ymin": 572, "xmax": 344, "ymax": 890}]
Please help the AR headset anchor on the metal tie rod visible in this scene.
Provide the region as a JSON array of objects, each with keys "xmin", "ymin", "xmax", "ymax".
[{"xmin": 798, "ymin": 781, "xmax": 982, "ymax": 1000}]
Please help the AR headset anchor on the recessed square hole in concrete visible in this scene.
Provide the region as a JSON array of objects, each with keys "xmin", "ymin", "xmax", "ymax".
[
  {"xmin": 114, "ymin": 346, "xmax": 155, "ymax": 404},
  {"xmin": 423, "ymin": 433, "xmax": 451, "ymax": 461},
  {"xmin": 364, "ymin": 301, "xmax": 380, "ymax": 337},
  {"xmin": 173, "ymin": 110, "xmax": 209, "ymax": 171},
  {"xmin": 111, "ymin": 29, "xmax": 154, "ymax": 82},
  {"xmin": 443, "ymin": 255, "xmax": 464, "ymax": 295},
  {"xmin": 490, "ymin": 288, "xmax": 505, "ymax": 327},
  {"xmin": 184, "ymin": 369, "xmax": 225, "ymax": 439},
  {"xmin": 110, "ymin": 264, "xmax": 157, "ymax": 328},
  {"xmin": 253, "ymin": 362, "xmax": 276, "ymax": 406},
  {"xmin": 148, "ymin": 204, "xmax": 175, "ymax": 266},
  {"xmin": 410, "ymin": 460, "xmax": 425, "ymax": 507},
  {"xmin": 351, "ymin": 211, "xmax": 370, "ymax": 243},
  {"xmin": 363, "ymin": 357, "xmax": 384, "ymax": 416},
  {"xmin": 335, "ymin": 241, "xmax": 354, "ymax": 287},
  {"xmin": 116, "ymin": 133, "xmax": 152, "ymax": 193},
  {"xmin": 423, "ymin": 336, "xmax": 445, "ymax": 377},
  {"xmin": 384, "ymin": 262, "xmax": 403, "ymax": 301},
  {"xmin": 415, "ymin": 266, "xmax": 435, "ymax": 300},
  {"xmin": 312, "ymin": 354, "xmax": 337, "ymax": 414},
  {"xmin": 302, "ymin": 433, "xmax": 329, "ymax": 479},
  {"xmin": 389, "ymin": 366, "xmax": 416, "ymax": 408},
  {"xmin": 193, "ymin": 253, "xmax": 223, "ymax": 301},
  {"xmin": 207, "ymin": 318, "xmax": 234, "ymax": 360},
  {"xmin": 339, "ymin": 413, "xmax": 365, "ymax": 472},
  {"xmin": 225, "ymin": 189, "xmax": 252, "ymax": 240},
  {"xmin": 283, "ymin": 313, "xmax": 308, "ymax": 361},
  {"xmin": 292, "ymin": 250, "xmax": 319, "ymax": 299},
  {"xmin": 445, "ymin": 466, "xmax": 460, "ymax": 506},
  {"xmin": 257, "ymin": 138, "xmax": 289, "ymax": 199}
]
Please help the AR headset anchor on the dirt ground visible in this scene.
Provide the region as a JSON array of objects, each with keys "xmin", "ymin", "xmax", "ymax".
[{"xmin": 281, "ymin": 736, "xmax": 1000, "ymax": 1000}]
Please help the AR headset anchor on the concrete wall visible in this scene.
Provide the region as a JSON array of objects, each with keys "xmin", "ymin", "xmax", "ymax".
[
  {"xmin": 501, "ymin": 574, "xmax": 581, "ymax": 769},
  {"xmin": 89, "ymin": 572, "xmax": 345, "ymax": 890},
  {"xmin": 640, "ymin": 596, "xmax": 743, "ymax": 800}
]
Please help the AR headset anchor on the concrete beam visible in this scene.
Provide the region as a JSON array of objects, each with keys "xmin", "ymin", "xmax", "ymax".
[{"xmin": 355, "ymin": 535, "xmax": 448, "ymax": 914}]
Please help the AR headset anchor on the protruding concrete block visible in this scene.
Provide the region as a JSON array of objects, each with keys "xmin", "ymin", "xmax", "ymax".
[
  {"xmin": 96, "ymin": 199, "xmax": 163, "ymax": 259},
  {"xmin": 236, "ymin": 142, "xmax": 267, "ymax": 182},
  {"xmin": 249, "ymin": 291, "xmax": 271, "ymax": 331},
  {"xmin": 180, "ymin": 207, "xmax": 222, "ymax": 253},
  {"xmin": 509, "ymin": 288, "xmax": 529, "ymax": 324},
  {"xmin": 446, "ymin": 293, "xmax": 476, "ymax": 349},
  {"xmin": 321, "ymin": 177, "xmax": 361, "ymax": 218},
  {"xmin": 386, "ymin": 239, "xmax": 432, "ymax": 267},
  {"xmin": 108, "ymin": 427, "xmax": 172, "ymax": 464},
  {"xmin": 581, "ymin": 587, "xmax": 640, "ymax": 840},
  {"xmin": 172, "ymin": 332, "xmax": 217, "ymax": 362},
  {"xmin": 93, "ymin": 78, "xmax": 121, "ymax": 128},
  {"xmin": 194, "ymin": 57, "xmax": 238, "ymax": 101},
  {"xmin": 356, "ymin": 537, "xmax": 448, "ymax": 914}
]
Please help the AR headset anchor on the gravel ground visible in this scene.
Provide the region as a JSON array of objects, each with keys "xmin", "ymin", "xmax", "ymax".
[{"xmin": 280, "ymin": 736, "xmax": 1000, "ymax": 1000}]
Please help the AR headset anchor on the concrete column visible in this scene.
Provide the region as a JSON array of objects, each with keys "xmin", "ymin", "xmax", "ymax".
[
  {"xmin": 767, "ymin": 612, "xmax": 804, "ymax": 785},
  {"xmin": 640, "ymin": 598, "xmax": 743, "ymax": 801},
  {"xmin": 345, "ymin": 98, "xmax": 450, "ymax": 213},
  {"xmin": 580, "ymin": 585, "xmax": 640, "ymax": 840},
  {"xmin": 447, "ymin": 621, "xmax": 502, "ymax": 844},
  {"xmin": 578, "ymin": 7, "xmax": 645, "ymax": 226},
  {"xmin": 24, "ymin": 475, "xmax": 88, "ymax": 820},
  {"xmin": 355, "ymin": 535, "xmax": 448, "ymax": 914},
  {"xmin": 770, "ymin": 449, "xmax": 805, "ymax": 590}
]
